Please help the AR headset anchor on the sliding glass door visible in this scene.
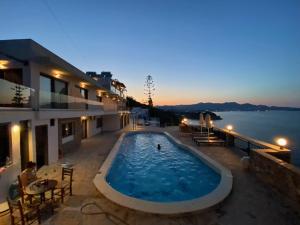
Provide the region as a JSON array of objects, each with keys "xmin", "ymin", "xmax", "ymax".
[
  {"xmin": 39, "ymin": 74, "xmax": 68, "ymax": 109},
  {"xmin": 39, "ymin": 75, "xmax": 52, "ymax": 108}
]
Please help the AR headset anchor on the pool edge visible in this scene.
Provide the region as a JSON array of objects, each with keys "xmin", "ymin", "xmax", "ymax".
[{"xmin": 93, "ymin": 130, "xmax": 233, "ymax": 215}]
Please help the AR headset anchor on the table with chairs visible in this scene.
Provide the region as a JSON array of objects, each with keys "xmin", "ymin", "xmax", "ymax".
[{"xmin": 6, "ymin": 163, "xmax": 74, "ymax": 225}]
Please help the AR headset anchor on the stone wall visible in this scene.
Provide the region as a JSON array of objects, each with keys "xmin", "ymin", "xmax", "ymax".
[{"xmin": 250, "ymin": 149, "xmax": 300, "ymax": 208}]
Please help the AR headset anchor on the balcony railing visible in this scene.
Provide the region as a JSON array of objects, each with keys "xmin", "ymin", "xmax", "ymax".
[
  {"xmin": 103, "ymin": 103, "xmax": 118, "ymax": 112},
  {"xmin": 110, "ymin": 86, "xmax": 126, "ymax": 99},
  {"xmin": 0, "ymin": 78, "xmax": 33, "ymax": 108},
  {"xmin": 0, "ymin": 79, "xmax": 104, "ymax": 111},
  {"xmin": 39, "ymin": 90, "xmax": 103, "ymax": 110},
  {"xmin": 117, "ymin": 105, "xmax": 129, "ymax": 111}
]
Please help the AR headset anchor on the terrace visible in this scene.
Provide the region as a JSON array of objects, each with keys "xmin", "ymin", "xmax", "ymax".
[{"xmin": 1, "ymin": 125, "xmax": 299, "ymax": 225}]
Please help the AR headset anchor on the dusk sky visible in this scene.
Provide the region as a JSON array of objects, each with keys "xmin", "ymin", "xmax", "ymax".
[{"xmin": 1, "ymin": 0, "xmax": 300, "ymax": 107}]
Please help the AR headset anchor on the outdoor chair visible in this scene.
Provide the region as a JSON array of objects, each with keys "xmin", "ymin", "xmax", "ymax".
[
  {"xmin": 17, "ymin": 175, "xmax": 39, "ymax": 206},
  {"xmin": 53, "ymin": 167, "xmax": 73, "ymax": 203},
  {"xmin": 7, "ymin": 198, "xmax": 41, "ymax": 225}
]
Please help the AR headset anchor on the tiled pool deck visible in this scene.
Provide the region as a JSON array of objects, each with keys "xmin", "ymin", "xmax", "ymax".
[{"xmin": 2, "ymin": 126, "xmax": 300, "ymax": 225}]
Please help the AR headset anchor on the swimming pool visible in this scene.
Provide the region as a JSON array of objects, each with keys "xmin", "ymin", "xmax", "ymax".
[{"xmin": 94, "ymin": 131, "xmax": 232, "ymax": 214}]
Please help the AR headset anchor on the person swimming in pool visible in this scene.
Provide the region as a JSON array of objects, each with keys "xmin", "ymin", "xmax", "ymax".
[{"xmin": 157, "ymin": 144, "xmax": 161, "ymax": 150}]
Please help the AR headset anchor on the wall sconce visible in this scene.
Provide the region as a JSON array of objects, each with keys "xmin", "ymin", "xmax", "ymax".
[
  {"xmin": 0, "ymin": 60, "xmax": 9, "ymax": 69},
  {"xmin": 12, "ymin": 124, "xmax": 20, "ymax": 132},
  {"xmin": 80, "ymin": 82, "xmax": 86, "ymax": 88}
]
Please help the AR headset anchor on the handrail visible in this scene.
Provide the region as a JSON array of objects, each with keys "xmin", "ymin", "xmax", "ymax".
[{"xmin": 213, "ymin": 126, "xmax": 290, "ymax": 152}]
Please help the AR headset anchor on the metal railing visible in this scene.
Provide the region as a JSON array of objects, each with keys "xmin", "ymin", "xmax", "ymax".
[
  {"xmin": 189, "ymin": 123, "xmax": 290, "ymax": 155},
  {"xmin": 213, "ymin": 126, "xmax": 289, "ymax": 154}
]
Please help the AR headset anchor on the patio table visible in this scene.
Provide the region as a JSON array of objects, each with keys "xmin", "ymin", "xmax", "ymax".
[{"xmin": 25, "ymin": 179, "xmax": 57, "ymax": 203}]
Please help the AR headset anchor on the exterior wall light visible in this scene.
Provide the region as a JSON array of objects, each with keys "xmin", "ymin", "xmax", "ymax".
[
  {"xmin": 81, "ymin": 116, "xmax": 87, "ymax": 120},
  {"xmin": 276, "ymin": 138, "xmax": 287, "ymax": 149},
  {"xmin": 12, "ymin": 124, "xmax": 20, "ymax": 132},
  {"xmin": 80, "ymin": 82, "xmax": 86, "ymax": 88},
  {"xmin": 0, "ymin": 60, "xmax": 9, "ymax": 69}
]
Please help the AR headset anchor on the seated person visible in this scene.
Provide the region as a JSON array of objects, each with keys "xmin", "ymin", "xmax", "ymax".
[{"xmin": 20, "ymin": 161, "xmax": 38, "ymax": 187}]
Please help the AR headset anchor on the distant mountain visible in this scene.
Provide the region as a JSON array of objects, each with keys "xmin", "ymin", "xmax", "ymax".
[{"xmin": 158, "ymin": 102, "xmax": 300, "ymax": 112}]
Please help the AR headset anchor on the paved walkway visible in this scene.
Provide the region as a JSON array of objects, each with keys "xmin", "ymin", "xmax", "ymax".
[
  {"xmin": 165, "ymin": 127, "xmax": 300, "ymax": 225},
  {"xmin": 2, "ymin": 126, "xmax": 300, "ymax": 225}
]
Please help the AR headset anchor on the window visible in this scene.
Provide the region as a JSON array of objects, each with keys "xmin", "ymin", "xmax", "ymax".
[
  {"xmin": 80, "ymin": 88, "xmax": 88, "ymax": 99},
  {"xmin": 62, "ymin": 122, "xmax": 73, "ymax": 138},
  {"xmin": 54, "ymin": 79, "xmax": 68, "ymax": 95},
  {"xmin": 53, "ymin": 79, "xmax": 68, "ymax": 108},
  {"xmin": 96, "ymin": 96, "xmax": 102, "ymax": 102},
  {"xmin": 96, "ymin": 117, "xmax": 103, "ymax": 128},
  {"xmin": 50, "ymin": 119, "xmax": 55, "ymax": 126},
  {"xmin": 79, "ymin": 88, "xmax": 88, "ymax": 109},
  {"xmin": 39, "ymin": 75, "xmax": 52, "ymax": 108},
  {"xmin": 0, "ymin": 69, "xmax": 23, "ymax": 84},
  {"xmin": 0, "ymin": 123, "xmax": 10, "ymax": 167},
  {"xmin": 39, "ymin": 74, "xmax": 68, "ymax": 108}
]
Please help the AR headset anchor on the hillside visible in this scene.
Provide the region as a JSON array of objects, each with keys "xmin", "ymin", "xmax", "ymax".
[{"xmin": 158, "ymin": 102, "xmax": 300, "ymax": 112}]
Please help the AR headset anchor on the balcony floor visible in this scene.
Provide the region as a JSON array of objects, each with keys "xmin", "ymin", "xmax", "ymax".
[{"xmin": 1, "ymin": 126, "xmax": 299, "ymax": 225}]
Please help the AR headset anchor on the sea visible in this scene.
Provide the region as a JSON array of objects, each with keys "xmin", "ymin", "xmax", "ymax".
[{"xmin": 189, "ymin": 111, "xmax": 300, "ymax": 167}]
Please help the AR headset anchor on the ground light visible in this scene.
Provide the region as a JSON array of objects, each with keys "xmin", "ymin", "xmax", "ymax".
[
  {"xmin": 181, "ymin": 118, "xmax": 188, "ymax": 124},
  {"xmin": 226, "ymin": 125, "xmax": 233, "ymax": 131},
  {"xmin": 276, "ymin": 138, "xmax": 287, "ymax": 150}
]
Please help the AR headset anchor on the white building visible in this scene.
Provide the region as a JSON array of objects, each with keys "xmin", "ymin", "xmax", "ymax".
[{"xmin": 0, "ymin": 39, "xmax": 130, "ymax": 201}]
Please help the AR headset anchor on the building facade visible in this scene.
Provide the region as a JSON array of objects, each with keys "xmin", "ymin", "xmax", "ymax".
[{"xmin": 0, "ymin": 39, "xmax": 130, "ymax": 201}]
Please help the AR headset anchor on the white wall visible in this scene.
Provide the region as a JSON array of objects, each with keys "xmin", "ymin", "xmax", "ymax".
[
  {"xmin": 103, "ymin": 97, "xmax": 118, "ymax": 112},
  {"xmin": 102, "ymin": 114, "xmax": 120, "ymax": 131},
  {"xmin": 87, "ymin": 116, "xmax": 102, "ymax": 138},
  {"xmin": 30, "ymin": 119, "xmax": 59, "ymax": 165},
  {"xmin": 0, "ymin": 122, "xmax": 21, "ymax": 202}
]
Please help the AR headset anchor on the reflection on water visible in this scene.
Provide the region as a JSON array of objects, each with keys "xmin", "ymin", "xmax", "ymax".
[{"xmin": 190, "ymin": 111, "xmax": 300, "ymax": 167}]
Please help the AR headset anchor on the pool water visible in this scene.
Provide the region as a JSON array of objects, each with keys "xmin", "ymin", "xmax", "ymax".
[{"xmin": 106, "ymin": 133, "xmax": 221, "ymax": 202}]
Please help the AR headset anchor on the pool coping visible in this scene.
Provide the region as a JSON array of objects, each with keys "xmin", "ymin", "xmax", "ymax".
[{"xmin": 93, "ymin": 131, "xmax": 233, "ymax": 215}]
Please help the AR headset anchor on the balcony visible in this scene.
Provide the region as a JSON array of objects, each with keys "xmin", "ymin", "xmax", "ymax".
[
  {"xmin": 0, "ymin": 78, "xmax": 33, "ymax": 108},
  {"xmin": 0, "ymin": 79, "xmax": 104, "ymax": 116},
  {"xmin": 110, "ymin": 86, "xmax": 126, "ymax": 99},
  {"xmin": 39, "ymin": 90, "xmax": 103, "ymax": 111}
]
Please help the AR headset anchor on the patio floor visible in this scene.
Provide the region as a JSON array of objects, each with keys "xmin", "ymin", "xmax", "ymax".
[{"xmin": 2, "ymin": 125, "xmax": 300, "ymax": 225}]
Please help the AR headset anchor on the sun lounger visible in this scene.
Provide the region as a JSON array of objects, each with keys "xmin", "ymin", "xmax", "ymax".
[
  {"xmin": 191, "ymin": 132, "xmax": 214, "ymax": 136},
  {"xmin": 195, "ymin": 139, "xmax": 225, "ymax": 146},
  {"xmin": 193, "ymin": 136, "xmax": 219, "ymax": 141}
]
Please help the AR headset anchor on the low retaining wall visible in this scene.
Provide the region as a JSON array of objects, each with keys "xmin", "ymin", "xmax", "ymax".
[{"xmin": 250, "ymin": 149, "xmax": 300, "ymax": 208}]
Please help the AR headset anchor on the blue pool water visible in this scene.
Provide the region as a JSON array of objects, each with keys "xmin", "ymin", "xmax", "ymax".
[{"xmin": 106, "ymin": 133, "xmax": 221, "ymax": 202}]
